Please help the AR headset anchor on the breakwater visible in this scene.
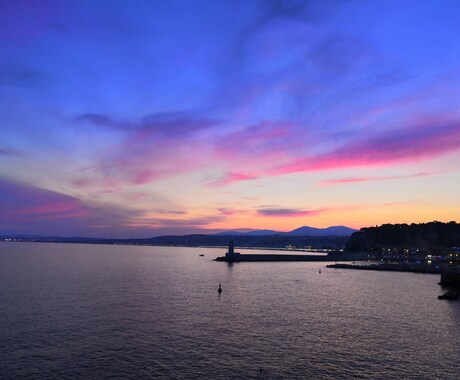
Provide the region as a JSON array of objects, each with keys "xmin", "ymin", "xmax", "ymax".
[
  {"xmin": 326, "ymin": 262, "xmax": 445, "ymax": 274},
  {"xmin": 216, "ymin": 253, "xmax": 336, "ymax": 262},
  {"xmin": 215, "ymin": 241, "xmax": 368, "ymax": 262}
]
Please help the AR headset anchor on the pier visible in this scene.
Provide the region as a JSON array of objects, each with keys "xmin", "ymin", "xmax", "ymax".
[
  {"xmin": 215, "ymin": 241, "xmax": 368, "ymax": 263},
  {"xmin": 326, "ymin": 262, "xmax": 445, "ymax": 274}
]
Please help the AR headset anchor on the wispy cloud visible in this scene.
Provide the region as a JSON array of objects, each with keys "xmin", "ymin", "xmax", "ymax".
[
  {"xmin": 1, "ymin": 179, "xmax": 89, "ymax": 221},
  {"xmin": 319, "ymin": 171, "xmax": 441, "ymax": 186},
  {"xmin": 201, "ymin": 118, "xmax": 460, "ymax": 188},
  {"xmin": 0, "ymin": 178, "xmax": 228, "ymax": 237},
  {"xmin": 72, "ymin": 111, "xmax": 221, "ymax": 188},
  {"xmin": 0, "ymin": 146, "xmax": 21, "ymax": 156},
  {"xmin": 75, "ymin": 111, "xmax": 219, "ymax": 136},
  {"xmin": 256, "ymin": 207, "xmax": 327, "ymax": 218},
  {"xmin": 0, "ymin": 178, "xmax": 141, "ymax": 237},
  {"xmin": 126, "ymin": 215, "xmax": 225, "ymax": 229},
  {"xmin": 271, "ymin": 119, "xmax": 460, "ymax": 176},
  {"xmin": 217, "ymin": 207, "xmax": 249, "ymax": 216},
  {"xmin": 216, "ymin": 122, "xmax": 301, "ymax": 156},
  {"xmin": 153, "ymin": 209, "xmax": 187, "ymax": 215},
  {"xmin": 207, "ymin": 172, "xmax": 258, "ymax": 188}
]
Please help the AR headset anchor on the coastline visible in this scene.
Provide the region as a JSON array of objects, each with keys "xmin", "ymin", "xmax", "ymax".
[
  {"xmin": 0, "ymin": 239, "xmax": 338, "ymax": 253},
  {"xmin": 326, "ymin": 262, "xmax": 446, "ymax": 274}
]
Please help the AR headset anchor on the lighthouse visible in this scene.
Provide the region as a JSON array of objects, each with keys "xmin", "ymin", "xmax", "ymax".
[{"xmin": 225, "ymin": 240, "xmax": 240, "ymax": 262}]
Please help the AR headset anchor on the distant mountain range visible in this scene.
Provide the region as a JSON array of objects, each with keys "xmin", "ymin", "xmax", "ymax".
[
  {"xmin": 0, "ymin": 226, "xmax": 357, "ymax": 242},
  {"xmin": 214, "ymin": 225, "xmax": 356, "ymax": 237},
  {"xmin": 1, "ymin": 225, "xmax": 356, "ymax": 250}
]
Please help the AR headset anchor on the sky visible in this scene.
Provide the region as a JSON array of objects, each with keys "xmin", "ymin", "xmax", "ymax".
[{"xmin": 1, "ymin": 0, "xmax": 460, "ymax": 238}]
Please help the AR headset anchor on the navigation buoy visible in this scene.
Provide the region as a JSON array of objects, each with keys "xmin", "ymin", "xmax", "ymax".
[{"xmin": 218, "ymin": 282, "xmax": 222, "ymax": 293}]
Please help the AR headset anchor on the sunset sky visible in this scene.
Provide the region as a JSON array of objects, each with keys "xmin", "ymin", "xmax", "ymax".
[{"xmin": 2, "ymin": 0, "xmax": 460, "ymax": 238}]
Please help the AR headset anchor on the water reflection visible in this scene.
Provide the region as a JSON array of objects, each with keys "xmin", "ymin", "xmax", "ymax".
[{"xmin": 0, "ymin": 242, "xmax": 459, "ymax": 380}]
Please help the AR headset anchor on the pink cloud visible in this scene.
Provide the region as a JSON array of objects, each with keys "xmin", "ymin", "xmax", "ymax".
[
  {"xmin": 319, "ymin": 171, "xmax": 440, "ymax": 186},
  {"xmin": 207, "ymin": 172, "xmax": 258, "ymax": 188},
  {"xmin": 72, "ymin": 110, "xmax": 460, "ymax": 191},
  {"xmin": 204, "ymin": 118, "xmax": 460, "ymax": 188},
  {"xmin": 272, "ymin": 119, "xmax": 460, "ymax": 176},
  {"xmin": 11, "ymin": 200, "xmax": 90, "ymax": 220}
]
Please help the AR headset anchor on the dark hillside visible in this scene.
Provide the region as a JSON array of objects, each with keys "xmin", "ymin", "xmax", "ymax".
[{"xmin": 346, "ymin": 221, "xmax": 460, "ymax": 251}]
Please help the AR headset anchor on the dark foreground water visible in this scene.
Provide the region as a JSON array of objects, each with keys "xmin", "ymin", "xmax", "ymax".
[{"xmin": 1, "ymin": 243, "xmax": 459, "ymax": 379}]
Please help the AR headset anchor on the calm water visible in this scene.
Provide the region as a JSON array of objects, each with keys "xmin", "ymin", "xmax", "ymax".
[{"xmin": 1, "ymin": 242, "xmax": 459, "ymax": 379}]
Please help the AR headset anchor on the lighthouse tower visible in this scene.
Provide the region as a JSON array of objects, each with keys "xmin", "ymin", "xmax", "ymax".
[{"xmin": 225, "ymin": 240, "xmax": 240, "ymax": 261}]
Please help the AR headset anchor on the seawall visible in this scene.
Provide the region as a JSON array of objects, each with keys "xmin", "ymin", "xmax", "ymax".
[
  {"xmin": 215, "ymin": 252, "xmax": 368, "ymax": 262},
  {"xmin": 215, "ymin": 254, "xmax": 332, "ymax": 262}
]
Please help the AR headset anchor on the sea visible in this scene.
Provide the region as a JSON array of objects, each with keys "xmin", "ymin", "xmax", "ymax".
[{"xmin": 1, "ymin": 242, "xmax": 459, "ymax": 380}]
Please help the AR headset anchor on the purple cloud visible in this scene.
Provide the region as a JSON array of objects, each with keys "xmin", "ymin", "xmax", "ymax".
[
  {"xmin": 75, "ymin": 113, "xmax": 114, "ymax": 127},
  {"xmin": 75, "ymin": 111, "xmax": 219, "ymax": 136},
  {"xmin": 216, "ymin": 121, "xmax": 301, "ymax": 155},
  {"xmin": 257, "ymin": 207, "xmax": 326, "ymax": 218},
  {"xmin": 0, "ymin": 178, "xmax": 229, "ymax": 237},
  {"xmin": 1, "ymin": 178, "xmax": 89, "ymax": 228},
  {"xmin": 0, "ymin": 178, "xmax": 141, "ymax": 237},
  {"xmin": 72, "ymin": 111, "xmax": 222, "ymax": 187},
  {"xmin": 0, "ymin": 146, "xmax": 21, "ymax": 156}
]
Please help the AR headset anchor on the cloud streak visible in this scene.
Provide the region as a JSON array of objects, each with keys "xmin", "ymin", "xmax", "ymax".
[
  {"xmin": 71, "ymin": 111, "xmax": 222, "ymax": 188},
  {"xmin": 0, "ymin": 178, "xmax": 230, "ymax": 237},
  {"xmin": 75, "ymin": 111, "xmax": 220, "ymax": 136},
  {"xmin": 0, "ymin": 178, "xmax": 142, "ymax": 237},
  {"xmin": 202, "ymin": 118, "xmax": 460, "ymax": 187},
  {"xmin": 207, "ymin": 172, "xmax": 259, "ymax": 188},
  {"xmin": 0, "ymin": 146, "xmax": 21, "ymax": 156},
  {"xmin": 268, "ymin": 119, "xmax": 460, "ymax": 178},
  {"xmin": 319, "ymin": 171, "xmax": 441, "ymax": 186},
  {"xmin": 256, "ymin": 207, "xmax": 327, "ymax": 218}
]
